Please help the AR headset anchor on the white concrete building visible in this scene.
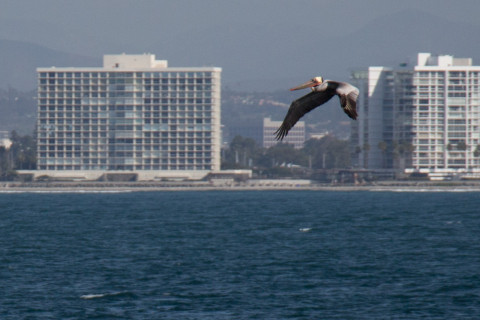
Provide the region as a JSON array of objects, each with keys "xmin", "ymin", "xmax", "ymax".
[
  {"xmin": 35, "ymin": 54, "xmax": 222, "ymax": 180},
  {"xmin": 263, "ymin": 117, "xmax": 305, "ymax": 149},
  {"xmin": 351, "ymin": 53, "xmax": 480, "ymax": 179},
  {"xmin": 411, "ymin": 53, "xmax": 480, "ymax": 177},
  {"xmin": 351, "ymin": 68, "xmax": 414, "ymax": 170}
]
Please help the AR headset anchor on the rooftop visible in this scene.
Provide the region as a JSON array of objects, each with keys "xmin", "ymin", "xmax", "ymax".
[{"xmin": 417, "ymin": 52, "xmax": 473, "ymax": 67}]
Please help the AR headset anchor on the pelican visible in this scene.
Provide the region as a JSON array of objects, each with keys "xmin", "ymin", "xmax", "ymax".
[{"xmin": 274, "ymin": 76, "xmax": 359, "ymax": 140}]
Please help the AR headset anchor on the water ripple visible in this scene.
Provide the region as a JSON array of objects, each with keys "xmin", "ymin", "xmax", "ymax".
[{"xmin": 1, "ymin": 191, "xmax": 479, "ymax": 319}]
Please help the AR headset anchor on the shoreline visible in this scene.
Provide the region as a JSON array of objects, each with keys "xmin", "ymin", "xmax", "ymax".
[{"xmin": 2, "ymin": 180, "xmax": 480, "ymax": 192}]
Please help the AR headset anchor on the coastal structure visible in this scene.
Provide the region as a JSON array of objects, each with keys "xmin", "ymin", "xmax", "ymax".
[
  {"xmin": 350, "ymin": 68, "xmax": 414, "ymax": 170},
  {"xmin": 263, "ymin": 117, "xmax": 305, "ymax": 149},
  {"xmin": 35, "ymin": 54, "xmax": 222, "ymax": 180},
  {"xmin": 351, "ymin": 53, "xmax": 480, "ymax": 179}
]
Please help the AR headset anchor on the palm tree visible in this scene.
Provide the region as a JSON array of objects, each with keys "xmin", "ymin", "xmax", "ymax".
[
  {"xmin": 474, "ymin": 145, "xmax": 480, "ymax": 157},
  {"xmin": 378, "ymin": 141, "xmax": 387, "ymax": 168},
  {"xmin": 362, "ymin": 143, "xmax": 370, "ymax": 168},
  {"xmin": 392, "ymin": 140, "xmax": 414, "ymax": 171},
  {"xmin": 457, "ymin": 140, "xmax": 467, "ymax": 151}
]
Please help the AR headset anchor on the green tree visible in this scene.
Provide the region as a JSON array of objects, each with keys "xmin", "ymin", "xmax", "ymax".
[
  {"xmin": 303, "ymin": 135, "xmax": 351, "ymax": 169},
  {"xmin": 0, "ymin": 146, "xmax": 8, "ymax": 175},
  {"xmin": 222, "ymin": 135, "xmax": 259, "ymax": 169},
  {"xmin": 378, "ymin": 141, "xmax": 387, "ymax": 168},
  {"xmin": 256, "ymin": 142, "xmax": 309, "ymax": 178},
  {"xmin": 474, "ymin": 145, "xmax": 480, "ymax": 157},
  {"xmin": 264, "ymin": 142, "xmax": 307, "ymax": 167},
  {"xmin": 457, "ymin": 140, "xmax": 467, "ymax": 151},
  {"xmin": 0, "ymin": 146, "xmax": 16, "ymax": 180},
  {"xmin": 221, "ymin": 134, "xmax": 352, "ymax": 176},
  {"xmin": 392, "ymin": 140, "xmax": 414, "ymax": 170},
  {"xmin": 362, "ymin": 143, "xmax": 370, "ymax": 168},
  {"xmin": 10, "ymin": 130, "xmax": 36, "ymax": 170}
]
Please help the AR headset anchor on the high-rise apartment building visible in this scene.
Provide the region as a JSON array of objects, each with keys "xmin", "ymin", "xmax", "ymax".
[
  {"xmin": 36, "ymin": 54, "xmax": 221, "ymax": 180},
  {"xmin": 263, "ymin": 117, "xmax": 305, "ymax": 149},
  {"xmin": 351, "ymin": 68, "xmax": 415, "ymax": 169},
  {"xmin": 352, "ymin": 53, "xmax": 480, "ymax": 178},
  {"xmin": 412, "ymin": 53, "xmax": 480, "ymax": 174}
]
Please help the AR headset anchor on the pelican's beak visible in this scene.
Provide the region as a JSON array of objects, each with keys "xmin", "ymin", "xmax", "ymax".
[{"xmin": 290, "ymin": 79, "xmax": 321, "ymax": 91}]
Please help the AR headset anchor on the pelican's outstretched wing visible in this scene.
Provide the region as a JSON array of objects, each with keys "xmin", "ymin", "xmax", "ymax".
[
  {"xmin": 332, "ymin": 81, "xmax": 359, "ymax": 120},
  {"xmin": 275, "ymin": 90, "xmax": 335, "ymax": 141}
]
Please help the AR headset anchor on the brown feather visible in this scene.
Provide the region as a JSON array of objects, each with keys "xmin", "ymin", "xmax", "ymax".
[
  {"xmin": 275, "ymin": 80, "xmax": 359, "ymax": 140},
  {"xmin": 275, "ymin": 91, "xmax": 335, "ymax": 140}
]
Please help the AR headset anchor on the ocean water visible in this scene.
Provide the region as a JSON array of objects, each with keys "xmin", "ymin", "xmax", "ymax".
[{"xmin": 1, "ymin": 190, "xmax": 479, "ymax": 319}]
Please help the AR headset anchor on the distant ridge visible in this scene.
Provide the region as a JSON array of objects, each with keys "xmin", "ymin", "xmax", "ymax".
[
  {"xmin": 0, "ymin": 39, "xmax": 99, "ymax": 90},
  {"xmin": 1, "ymin": 10, "xmax": 480, "ymax": 91},
  {"xmin": 148, "ymin": 9, "xmax": 480, "ymax": 91}
]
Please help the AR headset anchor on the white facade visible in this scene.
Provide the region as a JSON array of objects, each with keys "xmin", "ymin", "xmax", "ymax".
[
  {"xmin": 263, "ymin": 117, "xmax": 305, "ymax": 149},
  {"xmin": 351, "ymin": 68, "xmax": 414, "ymax": 169},
  {"xmin": 36, "ymin": 54, "xmax": 221, "ymax": 180},
  {"xmin": 412, "ymin": 53, "xmax": 480, "ymax": 174},
  {"xmin": 352, "ymin": 52, "xmax": 480, "ymax": 177}
]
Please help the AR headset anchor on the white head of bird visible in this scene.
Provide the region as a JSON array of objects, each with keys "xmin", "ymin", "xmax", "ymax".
[
  {"xmin": 290, "ymin": 76, "xmax": 323, "ymax": 91},
  {"xmin": 312, "ymin": 76, "xmax": 323, "ymax": 84}
]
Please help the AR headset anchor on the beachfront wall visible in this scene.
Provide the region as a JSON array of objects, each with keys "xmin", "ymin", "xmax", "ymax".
[
  {"xmin": 17, "ymin": 169, "xmax": 209, "ymax": 181},
  {"xmin": 35, "ymin": 54, "xmax": 221, "ymax": 179}
]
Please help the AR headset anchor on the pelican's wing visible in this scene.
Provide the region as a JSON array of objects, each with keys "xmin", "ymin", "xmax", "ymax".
[
  {"xmin": 275, "ymin": 90, "xmax": 335, "ymax": 140},
  {"xmin": 334, "ymin": 81, "xmax": 359, "ymax": 120}
]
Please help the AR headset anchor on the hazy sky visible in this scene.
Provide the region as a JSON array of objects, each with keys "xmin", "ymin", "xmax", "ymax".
[
  {"xmin": 2, "ymin": 0, "xmax": 479, "ymax": 57},
  {"xmin": 1, "ymin": 0, "xmax": 480, "ymax": 89}
]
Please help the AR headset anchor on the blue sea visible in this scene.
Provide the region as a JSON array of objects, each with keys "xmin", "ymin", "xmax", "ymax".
[{"xmin": 1, "ymin": 190, "xmax": 479, "ymax": 319}]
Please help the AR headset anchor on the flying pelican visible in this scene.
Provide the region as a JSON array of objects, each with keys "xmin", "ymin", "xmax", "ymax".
[{"xmin": 275, "ymin": 76, "xmax": 359, "ymax": 141}]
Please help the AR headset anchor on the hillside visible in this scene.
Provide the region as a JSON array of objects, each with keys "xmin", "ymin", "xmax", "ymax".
[
  {"xmin": 0, "ymin": 88, "xmax": 37, "ymax": 135},
  {"xmin": 0, "ymin": 39, "xmax": 99, "ymax": 90},
  {"xmin": 2, "ymin": 8, "xmax": 477, "ymax": 139},
  {"xmin": 1, "ymin": 10, "xmax": 479, "ymax": 92}
]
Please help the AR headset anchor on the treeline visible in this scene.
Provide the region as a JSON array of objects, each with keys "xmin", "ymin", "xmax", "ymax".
[
  {"xmin": 0, "ymin": 88, "xmax": 37, "ymax": 134},
  {"xmin": 1, "ymin": 131, "xmax": 352, "ymax": 181},
  {"xmin": 0, "ymin": 131, "xmax": 36, "ymax": 180},
  {"xmin": 222, "ymin": 135, "xmax": 351, "ymax": 178}
]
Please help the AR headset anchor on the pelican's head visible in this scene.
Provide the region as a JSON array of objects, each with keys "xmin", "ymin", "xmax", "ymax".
[{"xmin": 290, "ymin": 76, "xmax": 323, "ymax": 91}]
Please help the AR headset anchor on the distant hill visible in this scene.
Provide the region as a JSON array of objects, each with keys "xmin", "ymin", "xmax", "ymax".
[
  {"xmin": 148, "ymin": 9, "xmax": 480, "ymax": 91},
  {"xmin": 2, "ymin": 8, "xmax": 479, "ymax": 138},
  {"xmin": 0, "ymin": 88, "xmax": 37, "ymax": 135},
  {"xmin": 0, "ymin": 39, "xmax": 99, "ymax": 90},
  {"xmin": 1, "ymin": 10, "xmax": 479, "ymax": 92},
  {"xmin": 313, "ymin": 10, "xmax": 480, "ymax": 74}
]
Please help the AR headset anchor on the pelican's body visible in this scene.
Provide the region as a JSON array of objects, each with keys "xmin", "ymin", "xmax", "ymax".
[{"xmin": 275, "ymin": 77, "xmax": 359, "ymax": 141}]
